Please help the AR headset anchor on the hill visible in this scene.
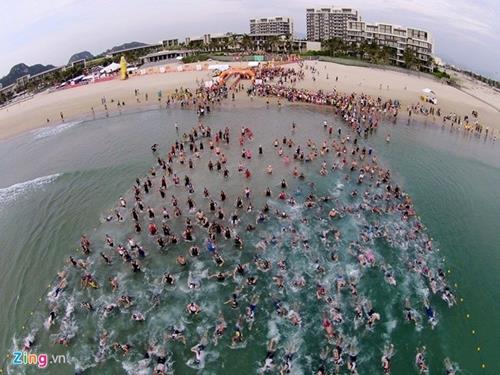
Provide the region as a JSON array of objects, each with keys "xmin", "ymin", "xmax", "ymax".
[
  {"xmin": 0, "ymin": 63, "xmax": 55, "ymax": 88},
  {"xmin": 68, "ymin": 51, "xmax": 94, "ymax": 65},
  {"xmin": 100, "ymin": 42, "xmax": 148, "ymax": 55}
]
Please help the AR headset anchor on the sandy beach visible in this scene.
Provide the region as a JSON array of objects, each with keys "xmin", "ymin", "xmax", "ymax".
[{"xmin": 0, "ymin": 60, "xmax": 498, "ymax": 140}]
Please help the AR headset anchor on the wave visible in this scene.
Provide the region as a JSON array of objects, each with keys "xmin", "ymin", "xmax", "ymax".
[
  {"xmin": 0, "ymin": 174, "xmax": 61, "ymax": 206},
  {"xmin": 31, "ymin": 120, "xmax": 83, "ymax": 140}
]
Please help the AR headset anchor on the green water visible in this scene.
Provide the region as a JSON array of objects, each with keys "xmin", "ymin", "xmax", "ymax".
[{"xmin": 0, "ymin": 105, "xmax": 498, "ymax": 374}]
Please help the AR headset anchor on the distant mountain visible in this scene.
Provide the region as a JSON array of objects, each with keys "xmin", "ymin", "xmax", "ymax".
[
  {"xmin": 100, "ymin": 42, "xmax": 148, "ymax": 55},
  {"xmin": 68, "ymin": 51, "xmax": 94, "ymax": 64},
  {"xmin": 0, "ymin": 63, "xmax": 55, "ymax": 87}
]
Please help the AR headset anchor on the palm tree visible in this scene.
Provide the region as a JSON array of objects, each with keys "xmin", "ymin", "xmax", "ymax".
[
  {"xmin": 240, "ymin": 34, "xmax": 254, "ymax": 52},
  {"xmin": 268, "ymin": 36, "xmax": 281, "ymax": 53},
  {"xmin": 379, "ymin": 46, "xmax": 396, "ymax": 65},
  {"xmin": 403, "ymin": 47, "xmax": 419, "ymax": 70},
  {"xmin": 207, "ymin": 40, "xmax": 219, "ymax": 52},
  {"xmin": 358, "ymin": 40, "xmax": 371, "ymax": 60},
  {"xmin": 227, "ymin": 35, "xmax": 238, "ymax": 51},
  {"xmin": 322, "ymin": 38, "xmax": 345, "ymax": 57}
]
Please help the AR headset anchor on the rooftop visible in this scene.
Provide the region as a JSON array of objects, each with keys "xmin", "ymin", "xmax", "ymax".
[
  {"xmin": 107, "ymin": 43, "xmax": 161, "ymax": 56},
  {"xmin": 142, "ymin": 50, "xmax": 195, "ymax": 58}
]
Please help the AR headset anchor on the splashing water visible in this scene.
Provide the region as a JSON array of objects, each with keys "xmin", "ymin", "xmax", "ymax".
[{"xmin": 6, "ymin": 116, "xmax": 459, "ymax": 375}]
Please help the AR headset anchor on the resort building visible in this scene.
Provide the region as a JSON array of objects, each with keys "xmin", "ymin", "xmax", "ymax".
[
  {"xmin": 15, "ymin": 75, "xmax": 30, "ymax": 88},
  {"xmin": 250, "ymin": 17, "xmax": 293, "ymax": 38},
  {"xmin": 140, "ymin": 50, "xmax": 195, "ymax": 66},
  {"xmin": 161, "ymin": 39, "xmax": 179, "ymax": 48},
  {"xmin": 71, "ymin": 59, "xmax": 86, "ymax": 68},
  {"xmin": 105, "ymin": 44, "xmax": 161, "ymax": 58},
  {"xmin": 306, "ymin": 7, "xmax": 359, "ymax": 41},
  {"xmin": 346, "ymin": 21, "xmax": 434, "ymax": 69},
  {"xmin": 185, "ymin": 33, "xmax": 241, "ymax": 50},
  {"xmin": 249, "ymin": 16, "xmax": 294, "ymax": 51}
]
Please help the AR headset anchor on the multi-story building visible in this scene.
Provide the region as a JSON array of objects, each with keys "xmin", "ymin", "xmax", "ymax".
[
  {"xmin": 346, "ymin": 21, "xmax": 434, "ymax": 70},
  {"xmin": 162, "ymin": 39, "xmax": 179, "ymax": 48},
  {"xmin": 141, "ymin": 50, "xmax": 194, "ymax": 65},
  {"xmin": 15, "ymin": 75, "xmax": 30, "ymax": 88},
  {"xmin": 185, "ymin": 33, "xmax": 241, "ymax": 50},
  {"xmin": 250, "ymin": 17, "xmax": 294, "ymax": 38},
  {"xmin": 306, "ymin": 7, "xmax": 359, "ymax": 41}
]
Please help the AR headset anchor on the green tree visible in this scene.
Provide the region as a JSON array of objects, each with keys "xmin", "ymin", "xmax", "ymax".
[
  {"xmin": 240, "ymin": 34, "xmax": 254, "ymax": 52},
  {"xmin": 267, "ymin": 36, "xmax": 281, "ymax": 53},
  {"xmin": 228, "ymin": 35, "xmax": 239, "ymax": 51},
  {"xmin": 323, "ymin": 38, "xmax": 345, "ymax": 57},
  {"xmin": 403, "ymin": 47, "xmax": 419, "ymax": 70}
]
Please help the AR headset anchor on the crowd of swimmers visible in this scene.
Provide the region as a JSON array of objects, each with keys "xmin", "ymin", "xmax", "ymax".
[{"xmin": 18, "ymin": 69, "xmax": 460, "ymax": 375}]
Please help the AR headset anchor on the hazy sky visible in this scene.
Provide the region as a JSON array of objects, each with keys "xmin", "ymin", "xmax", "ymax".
[{"xmin": 1, "ymin": 0, "xmax": 499, "ymax": 78}]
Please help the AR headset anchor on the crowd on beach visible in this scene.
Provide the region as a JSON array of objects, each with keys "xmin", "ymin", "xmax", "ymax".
[
  {"xmin": 45, "ymin": 61, "xmax": 493, "ymax": 144},
  {"xmin": 16, "ymin": 67, "xmax": 461, "ymax": 375},
  {"xmin": 250, "ymin": 63, "xmax": 495, "ymax": 141}
]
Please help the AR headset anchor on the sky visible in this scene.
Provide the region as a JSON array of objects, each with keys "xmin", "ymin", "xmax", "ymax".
[{"xmin": 1, "ymin": 0, "xmax": 499, "ymax": 79}]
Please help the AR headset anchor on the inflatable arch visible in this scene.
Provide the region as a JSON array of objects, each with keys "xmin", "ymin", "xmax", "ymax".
[{"xmin": 218, "ymin": 68, "xmax": 256, "ymax": 84}]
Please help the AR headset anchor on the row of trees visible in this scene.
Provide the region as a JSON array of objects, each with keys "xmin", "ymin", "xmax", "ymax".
[
  {"xmin": 177, "ymin": 34, "xmax": 287, "ymax": 54},
  {"xmin": 458, "ymin": 69, "xmax": 499, "ymax": 89},
  {"xmin": 320, "ymin": 37, "xmax": 425, "ymax": 70},
  {"xmin": 179, "ymin": 35, "xmax": 427, "ymax": 71}
]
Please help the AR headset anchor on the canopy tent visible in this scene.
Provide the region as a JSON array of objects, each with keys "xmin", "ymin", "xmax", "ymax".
[
  {"xmin": 100, "ymin": 63, "xmax": 121, "ymax": 75},
  {"xmin": 208, "ymin": 64, "xmax": 229, "ymax": 72},
  {"xmin": 421, "ymin": 88, "xmax": 437, "ymax": 104},
  {"xmin": 70, "ymin": 75, "xmax": 85, "ymax": 84},
  {"xmin": 422, "ymin": 88, "xmax": 436, "ymax": 95}
]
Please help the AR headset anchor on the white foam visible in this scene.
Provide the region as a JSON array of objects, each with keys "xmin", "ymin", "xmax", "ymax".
[
  {"xmin": 0, "ymin": 174, "xmax": 61, "ymax": 205},
  {"xmin": 31, "ymin": 120, "xmax": 83, "ymax": 140}
]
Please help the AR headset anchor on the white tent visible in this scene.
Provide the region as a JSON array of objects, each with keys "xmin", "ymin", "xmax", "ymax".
[
  {"xmin": 100, "ymin": 63, "xmax": 121, "ymax": 75},
  {"xmin": 208, "ymin": 64, "xmax": 229, "ymax": 71},
  {"xmin": 70, "ymin": 75, "xmax": 85, "ymax": 84}
]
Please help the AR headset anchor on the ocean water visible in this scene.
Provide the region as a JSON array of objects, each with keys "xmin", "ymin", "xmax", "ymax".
[{"xmin": 0, "ymin": 104, "xmax": 498, "ymax": 374}]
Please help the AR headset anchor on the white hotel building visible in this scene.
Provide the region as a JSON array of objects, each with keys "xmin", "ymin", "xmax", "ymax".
[
  {"xmin": 306, "ymin": 7, "xmax": 360, "ymax": 41},
  {"xmin": 250, "ymin": 17, "xmax": 294, "ymax": 38},
  {"xmin": 346, "ymin": 21, "xmax": 434, "ymax": 70}
]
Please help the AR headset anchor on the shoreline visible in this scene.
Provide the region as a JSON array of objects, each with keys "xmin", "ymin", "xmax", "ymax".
[
  {"xmin": 0, "ymin": 60, "xmax": 499, "ymax": 141},
  {"xmin": 1, "ymin": 90, "xmax": 492, "ymax": 147}
]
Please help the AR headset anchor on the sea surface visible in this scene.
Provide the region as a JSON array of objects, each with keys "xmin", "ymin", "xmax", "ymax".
[{"xmin": 0, "ymin": 104, "xmax": 498, "ymax": 374}]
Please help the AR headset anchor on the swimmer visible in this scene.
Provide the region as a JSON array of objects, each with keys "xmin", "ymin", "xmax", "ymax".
[
  {"xmin": 443, "ymin": 357, "xmax": 457, "ymax": 375},
  {"xmin": 213, "ymin": 312, "xmax": 227, "ymax": 345},
  {"xmin": 190, "ymin": 337, "xmax": 207, "ymax": 366},
  {"xmin": 167, "ymin": 326, "xmax": 187, "ymax": 344},
  {"xmin": 381, "ymin": 344, "xmax": 394, "ymax": 374},
  {"xmin": 186, "ymin": 302, "xmax": 201, "ymax": 315},
  {"xmin": 131, "ymin": 312, "xmax": 145, "ymax": 321},
  {"xmin": 260, "ymin": 338, "xmax": 278, "ymax": 372},
  {"xmin": 23, "ymin": 333, "xmax": 35, "ymax": 351},
  {"xmin": 415, "ymin": 346, "xmax": 428, "ymax": 374},
  {"xmin": 424, "ymin": 298, "xmax": 437, "ymax": 329}
]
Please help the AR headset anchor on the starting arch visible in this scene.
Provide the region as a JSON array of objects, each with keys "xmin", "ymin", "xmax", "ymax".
[{"xmin": 218, "ymin": 68, "xmax": 255, "ymax": 84}]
